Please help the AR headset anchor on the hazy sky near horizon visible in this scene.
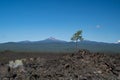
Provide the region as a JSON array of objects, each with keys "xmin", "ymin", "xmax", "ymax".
[{"xmin": 0, "ymin": 0, "xmax": 120, "ymax": 43}]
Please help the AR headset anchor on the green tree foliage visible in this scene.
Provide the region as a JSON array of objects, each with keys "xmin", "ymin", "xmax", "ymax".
[{"xmin": 71, "ymin": 30, "xmax": 84, "ymax": 51}]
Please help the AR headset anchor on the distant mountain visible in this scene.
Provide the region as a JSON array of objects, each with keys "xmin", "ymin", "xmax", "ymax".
[
  {"xmin": 114, "ymin": 40, "xmax": 120, "ymax": 44},
  {"xmin": 18, "ymin": 40, "xmax": 31, "ymax": 43},
  {"xmin": 116, "ymin": 40, "xmax": 120, "ymax": 44},
  {"xmin": 0, "ymin": 38, "xmax": 120, "ymax": 53},
  {"xmin": 117, "ymin": 42, "xmax": 120, "ymax": 44},
  {"xmin": 35, "ymin": 37, "xmax": 67, "ymax": 43},
  {"xmin": 45, "ymin": 37, "xmax": 60, "ymax": 41}
]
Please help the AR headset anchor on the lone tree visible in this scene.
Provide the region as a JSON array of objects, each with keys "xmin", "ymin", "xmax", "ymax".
[{"xmin": 71, "ymin": 30, "xmax": 84, "ymax": 51}]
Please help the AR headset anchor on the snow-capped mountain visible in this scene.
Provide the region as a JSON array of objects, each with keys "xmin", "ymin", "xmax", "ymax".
[{"xmin": 42, "ymin": 37, "xmax": 66, "ymax": 43}]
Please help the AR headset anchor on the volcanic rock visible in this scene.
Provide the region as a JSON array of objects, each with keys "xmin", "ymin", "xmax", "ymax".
[{"xmin": 0, "ymin": 50, "xmax": 120, "ymax": 80}]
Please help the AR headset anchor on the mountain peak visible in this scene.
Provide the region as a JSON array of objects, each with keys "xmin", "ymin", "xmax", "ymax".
[
  {"xmin": 115, "ymin": 40, "xmax": 120, "ymax": 44},
  {"xmin": 42, "ymin": 37, "xmax": 66, "ymax": 43},
  {"xmin": 117, "ymin": 40, "xmax": 120, "ymax": 43},
  {"xmin": 46, "ymin": 37, "xmax": 58, "ymax": 40}
]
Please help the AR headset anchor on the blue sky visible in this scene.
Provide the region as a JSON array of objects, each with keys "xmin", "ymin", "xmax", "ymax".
[{"xmin": 0, "ymin": 0, "xmax": 120, "ymax": 43}]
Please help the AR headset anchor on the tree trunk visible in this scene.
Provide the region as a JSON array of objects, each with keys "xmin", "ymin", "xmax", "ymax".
[{"xmin": 76, "ymin": 40, "xmax": 78, "ymax": 52}]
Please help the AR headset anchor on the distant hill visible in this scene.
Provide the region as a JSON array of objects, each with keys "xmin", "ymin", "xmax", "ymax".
[{"xmin": 0, "ymin": 38, "xmax": 120, "ymax": 53}]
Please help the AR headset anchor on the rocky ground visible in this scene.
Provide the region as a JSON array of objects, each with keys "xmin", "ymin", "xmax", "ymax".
[{"xmin": 0, "ymin": 50, "xmax": 120, "ymax": 80}]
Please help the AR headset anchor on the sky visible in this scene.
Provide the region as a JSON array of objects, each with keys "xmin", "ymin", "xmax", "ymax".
[{"xmin": 0, "ymin": 0, "xmax": 120, "ymax": 43}]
